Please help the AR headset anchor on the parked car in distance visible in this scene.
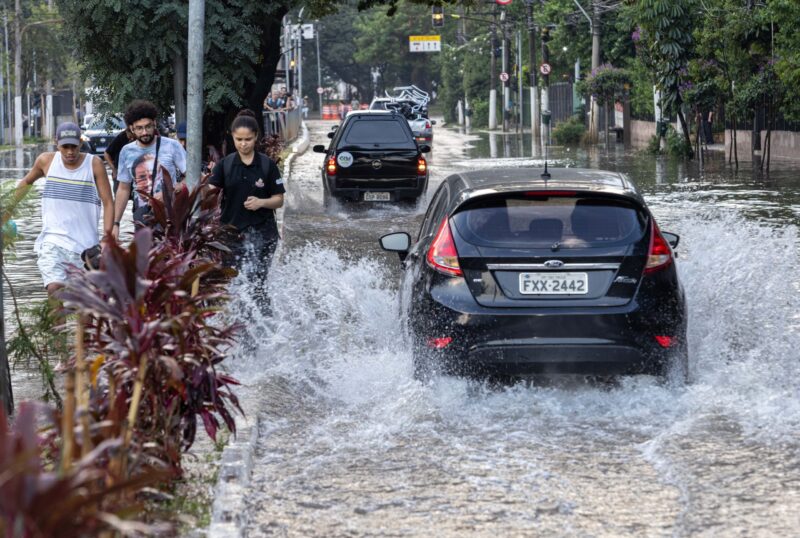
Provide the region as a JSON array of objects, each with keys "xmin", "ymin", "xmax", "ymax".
[
  {"xmin": 380, "ymin": 167, "xmax": 688, "ymax": 381},
  {"xmin": 313, "ymin": 110, "xmax": 430, "ymax": 204},
  {"xmin": 81, "ymin": 115, "xmax": 125, "ymax": 156},
  {"xmin": 369, "ymin": 97, "xmax": 436, "ymax": 145}
]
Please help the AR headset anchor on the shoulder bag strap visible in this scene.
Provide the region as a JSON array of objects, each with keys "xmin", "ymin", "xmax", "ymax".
[{"xmin": 150, "ymin": 134, "xmax": 161, "ymax": 198}]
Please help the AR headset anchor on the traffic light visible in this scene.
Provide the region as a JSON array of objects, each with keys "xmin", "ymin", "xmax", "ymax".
[{"xmin": 432, "ymin": 6, "xmax": 444, "ymax": 28}]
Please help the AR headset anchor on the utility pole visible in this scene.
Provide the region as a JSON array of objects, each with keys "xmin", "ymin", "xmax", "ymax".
[
  {"xmin": 517, "ymin": 29, "xmax": 523, "ymax": 133},
  {"xmin": 590, "ymin": 2, "xmax": 601, "ymax": 142},
  {"xmin": 526, "ymin": 0, "xmax": 539, "ymax": 138},
  {"xmin": 316, "ymin": 22, "xmax": 322, "ymax": 115},
  {"xmin": 488, "ymin": 4, "xmax": 498, "ymax": 130},
  {"xmin": 540, "ymin": 25, "xmax": 551, "ymax": 146},
  {"xmin": 501, "ymin": 12, "xmax": 508, "ymax": 132},
  {"xmin": 14, "ymin": 0, "xmax": 22, "ymax": 146},
  {"xmin": 186, "ymin": 0, "xmax": 205, "ymax": 189},
  {"xmin": 5, "ymin": 13, "xmax": 12, "ymax": 144}
]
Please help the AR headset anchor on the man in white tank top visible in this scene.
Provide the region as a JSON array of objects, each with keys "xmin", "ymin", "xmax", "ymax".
[{"xmin": 12, "ymin": 122, "xmax": 114, "ymax": 296}]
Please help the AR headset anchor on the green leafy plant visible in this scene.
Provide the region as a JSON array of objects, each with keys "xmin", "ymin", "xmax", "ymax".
[{"xmin": 552, "ymin": 116, "xmax": 586, "ymax": 145}]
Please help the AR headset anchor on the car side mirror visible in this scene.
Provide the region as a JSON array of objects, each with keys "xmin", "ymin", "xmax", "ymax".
[
  {"xmin": 430, "ymin": 120, "xmax": 437, "ymax": 125},
  {"xmin": 312, "ymin": 144, "xmax": 327, "ymax": 153},
  {"xmin": 80, "ymin": 125, "xmax": 86, "ymax": 131},
  {"xmin": 662, "ymin": 231, "xmax": 679, "ymax": 249},
  {"xmin": 418, "ymin": 144, "xmax": 431, "ymax": 154},
  {"xmin": 327, "ymin": 132, "xmax": 335, "ymax": 139},
  {"xmin": 380, "ymin": 232, "xmax": 411, "ymax": 262}
]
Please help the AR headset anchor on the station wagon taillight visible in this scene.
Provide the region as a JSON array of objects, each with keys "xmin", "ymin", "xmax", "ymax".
[
  {"xmin": 326, "ymin": 157, "xmax": 337, "ymax": 175},
  {"xmin": 417, "ymin": 157, "xmax": 427, "ymax": 174},
  {"xmin": 426, "ymin": 218, "xmax": 462, "ymax": 277},
  {"xmin": 644, "ymin": 220, "xmax": 673, "ymax": 274}
]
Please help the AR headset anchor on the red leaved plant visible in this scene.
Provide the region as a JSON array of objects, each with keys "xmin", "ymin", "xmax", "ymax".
[{"xmin": 0, "ymin": 403, "xmax": 170, "ymax": 537}]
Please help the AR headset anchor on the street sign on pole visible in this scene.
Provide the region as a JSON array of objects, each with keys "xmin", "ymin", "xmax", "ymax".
[
  {"xmin": 316, "ymin": 86, "xmax": 324, "ymax": 94},
  {"xmin": 539, "ymin": 62, "xmax": 552, "ymax": 76},
  {"xmin": 409, "ymin": 35, "xmax": 441, "ymax": 52},
  {"xmin": 499, "ymin": 72, "xmax": 509, "ymax": 82}
]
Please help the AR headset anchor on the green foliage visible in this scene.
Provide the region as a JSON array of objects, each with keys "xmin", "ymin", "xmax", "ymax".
[
  {"xmin": 645, "ymin": 134, "xmax": 661, "ymax": 154},
  {"xmin": 665, "ymin": 124, "xmax": 692, "ymax": 158},
  {"xmin": 56, "ymin": 0, "xmax": 290, "ymax": 136},
  {"xmin": 552, "ymin": 115, "xmax": 586, "ymax": 145},
  {"xmin": 635, "ymin": 0, "xmax": 694, "ymax": 117},
  {"xmin": 470, "ymin": 99, "xmax": 490, "ymax": 129},
  {"xmin": 577, "ymin": 64, "xmax": 632, "ymax": 106}
]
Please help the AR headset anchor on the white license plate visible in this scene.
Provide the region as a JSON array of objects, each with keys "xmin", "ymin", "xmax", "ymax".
[
  {"xmin": 364, "ymin": 192, "xmax": 391, "ymax": 201},
  {"xmin": 519, "ymin": 272, "xmax": 589, "ymax": 295}
]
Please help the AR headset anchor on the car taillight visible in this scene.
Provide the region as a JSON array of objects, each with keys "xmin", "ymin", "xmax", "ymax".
[
  {"xmin": 426, "ymin": 218, "xmax": 462, "ymax": 277},
  {"xmin": 425, "ymin": 121, "xmax": 431, "ymax": 129},
  {"xmin": 644, "ymin": 219, "xmax": 673, "ymax": 274},
  {"xmin": 417, "ymin": 157, "xmax": 427, "ymax": 174},
  {"xmin": 426, "ymin": 336, "xmax": 453, "ymax": 349},
  {"xmin": 326, "ymin": 156, "xmax": 336, "ymax": 175},
  {"xmin": 654, "ymin": 335, "xmax": 675, "ymax": 348}
]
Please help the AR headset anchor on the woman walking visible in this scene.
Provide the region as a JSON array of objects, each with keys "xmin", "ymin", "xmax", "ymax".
[{"xmin": 209, "ymin": 109, "xmax": 285, "ymax": 307}]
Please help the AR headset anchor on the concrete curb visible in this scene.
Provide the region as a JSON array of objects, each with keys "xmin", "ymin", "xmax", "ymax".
[
  {"xmin": 205, "ymin": 124, "xmax": 309, "ymax": 537},
  {"xmin": 282, "ymin": 121, "xmax": 310, "ymax": 181},
  {"xmin": 206, "ymin": 407, "xmax": 259, "ymax": 538}
]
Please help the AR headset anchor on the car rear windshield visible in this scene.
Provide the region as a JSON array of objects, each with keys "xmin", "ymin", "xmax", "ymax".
[
  {"xmin": 451, "ymin": 194, "xmax": 647, "ymax": 248},
  {"xmin": 341, "ymin": 119, "xmax": 414, "ymax": 147}
]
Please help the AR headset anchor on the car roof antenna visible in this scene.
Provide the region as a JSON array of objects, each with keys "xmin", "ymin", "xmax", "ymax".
[{"xmin": 541, "ymin": 141, "xmax": 551, "ymax": 179}]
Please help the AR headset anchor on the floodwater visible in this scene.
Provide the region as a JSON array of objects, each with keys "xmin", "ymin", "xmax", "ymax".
[{"xmin": 224, "ymin": 123, "xmax": 800, "ymax": 536}]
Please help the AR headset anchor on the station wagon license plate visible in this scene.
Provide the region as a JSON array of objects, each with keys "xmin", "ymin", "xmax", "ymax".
[
  {"xmin": 519, "ymin": 272, "xmax": 589, "ymax": 295},
  {"xmin": 364, "ymin": 192, "xmax": 391, "ymax": 201}
]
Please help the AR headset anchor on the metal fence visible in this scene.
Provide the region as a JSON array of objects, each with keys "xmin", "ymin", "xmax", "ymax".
[{"xmin": 263, "ymin": 107, "xmax": 301, "ymax": 142}]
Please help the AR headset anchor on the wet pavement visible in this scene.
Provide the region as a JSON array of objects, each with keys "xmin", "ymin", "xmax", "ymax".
[{"xmin": 219, "ymin": 120, "xmax": 800, "ymax": 536}]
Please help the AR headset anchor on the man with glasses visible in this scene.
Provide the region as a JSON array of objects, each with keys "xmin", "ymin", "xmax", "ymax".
[{"xmin": 112, "ymin": 100, "xmax": 186, "ymax": 237}]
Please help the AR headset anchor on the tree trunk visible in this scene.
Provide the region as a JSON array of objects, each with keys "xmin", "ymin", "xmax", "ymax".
[
  {"xmin": 173, "ymin": 53, "xmax": 186, "ymax": 127},
  {"xmin": 0, "ymin": 240, "xmax": 12, "ymax": 416},
  {"xmin": 676, "ymin": 107, "xmax": 693, "ymax": 158}
]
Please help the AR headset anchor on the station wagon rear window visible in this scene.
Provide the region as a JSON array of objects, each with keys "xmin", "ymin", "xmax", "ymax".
[
  {"xmin": 342, "ymin": 120, "xmax": 414, "ymax": 147},
  {"xmin": 451, "ymin": 195, "xmax": 647, "ymax": 248}
]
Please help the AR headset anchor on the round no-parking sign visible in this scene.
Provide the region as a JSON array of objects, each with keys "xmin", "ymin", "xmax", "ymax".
[
  {"xmin": 539, "ymin": 63, "xmax": 552, "ymax": 76},
  {"xmin": 499, "ymin": 72, "xmax": 509, "ymax": 82}
]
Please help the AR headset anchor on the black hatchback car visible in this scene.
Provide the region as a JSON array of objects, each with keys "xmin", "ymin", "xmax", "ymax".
[
  {"xmin": 380, "ymin": 168, "xmax": 688, "ymax": 380},
  {"xmin": 313, "ymin": 111, "xmax": 430, "ymax": 203}
]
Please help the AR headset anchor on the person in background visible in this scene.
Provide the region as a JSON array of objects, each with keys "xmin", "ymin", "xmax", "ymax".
[
  {"xmin": 103, "ymin": 124, "xmax": 135, "ymax": 198},
  {"xmin": 113, "ymin": 100, "xmax": 187, "ymax": 236},
  {"xmin": 12, "ymin": 122, "xmax": 113, "ymax": 297},
  {"xmin": 208, "ymin": 109, "xmax": 285, "ymax": 306},
  {"xmin": 302, "ymin": 96, "xmax": 309, "ymax": 119},
  {"xmin": 176, "ymin": 121, "xmax": 187, "ymax": 148}
]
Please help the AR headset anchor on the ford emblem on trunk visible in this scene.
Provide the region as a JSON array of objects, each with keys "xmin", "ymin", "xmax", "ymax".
[
  {"xmin": 372, "ymin": 160, "xmax": 382, "ymax": 170},
  {"xmin": 544, "ymin": 260, "xmax": 564, "ymax": 268}
]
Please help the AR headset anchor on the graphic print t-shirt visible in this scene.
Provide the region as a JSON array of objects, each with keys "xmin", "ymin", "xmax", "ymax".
[{"xmin": 117, "ymin": 136, "xmax": 187, "ymax": 205}]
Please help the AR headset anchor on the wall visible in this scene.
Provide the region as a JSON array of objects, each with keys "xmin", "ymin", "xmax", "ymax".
[
  {"xmin": 630, "ymin": 119, "xmax": 656, "ymax": 148},
  {"xmin": 724, "ymin": 129, "xmax": 800, "ymax": 161}
]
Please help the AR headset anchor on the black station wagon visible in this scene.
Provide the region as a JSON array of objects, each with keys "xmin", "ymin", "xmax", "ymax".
[
  {"xmin": 313, "ymin": 111, "xmax": 430, "ymax": 204},
  {"xmin": 380, "ymin": 167, "xmax": 688, "ymax": 380}
]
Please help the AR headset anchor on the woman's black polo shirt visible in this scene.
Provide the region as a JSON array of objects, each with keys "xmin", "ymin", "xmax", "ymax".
[{"xmin": 209, "ymin": 152, "xmax": 285, "ymax": 231}]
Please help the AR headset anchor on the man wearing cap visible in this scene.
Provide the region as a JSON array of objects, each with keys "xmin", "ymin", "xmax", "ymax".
[{"xmin": 12, "ymin": 122, "xmax": 114, "ymax": 296}]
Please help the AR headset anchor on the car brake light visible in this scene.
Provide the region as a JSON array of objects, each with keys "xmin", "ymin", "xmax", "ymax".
[
  {"xmin": 326, "ymin": 156, "xmax": 336, "ymax": 175},
  {"xmin": 654, "ymin": 335, "xmax": 675, "ymax": 348},
  {"xmin": 425, "ymin": 121, "xmax": 431, "ymax": 129},
  {"xmin": 417, "ymin": 157, "xmax": 427, "ymax": 174},
  {"xmin": 426, "ymin": 337, "xmax": 453, "ymax": 349},
  {"xmin": 524, "ymin": 190, "xmax": 576, "ymax": 197},
  {"xmin": 426, "ymin": 218, "xmax": 462, "ymax": 276},
  {"xmin": 644, "ymin": 219, "xmax": 673, "ymax": 274}
]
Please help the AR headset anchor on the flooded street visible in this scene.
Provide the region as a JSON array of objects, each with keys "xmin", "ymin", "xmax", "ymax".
[
  {"xmin": 4, "ymin": 124, "xmax": 800, "ymax": 536},
  {"xmin": 223, "ymin": 121, "xmax": 800, "ymax": 536}
]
